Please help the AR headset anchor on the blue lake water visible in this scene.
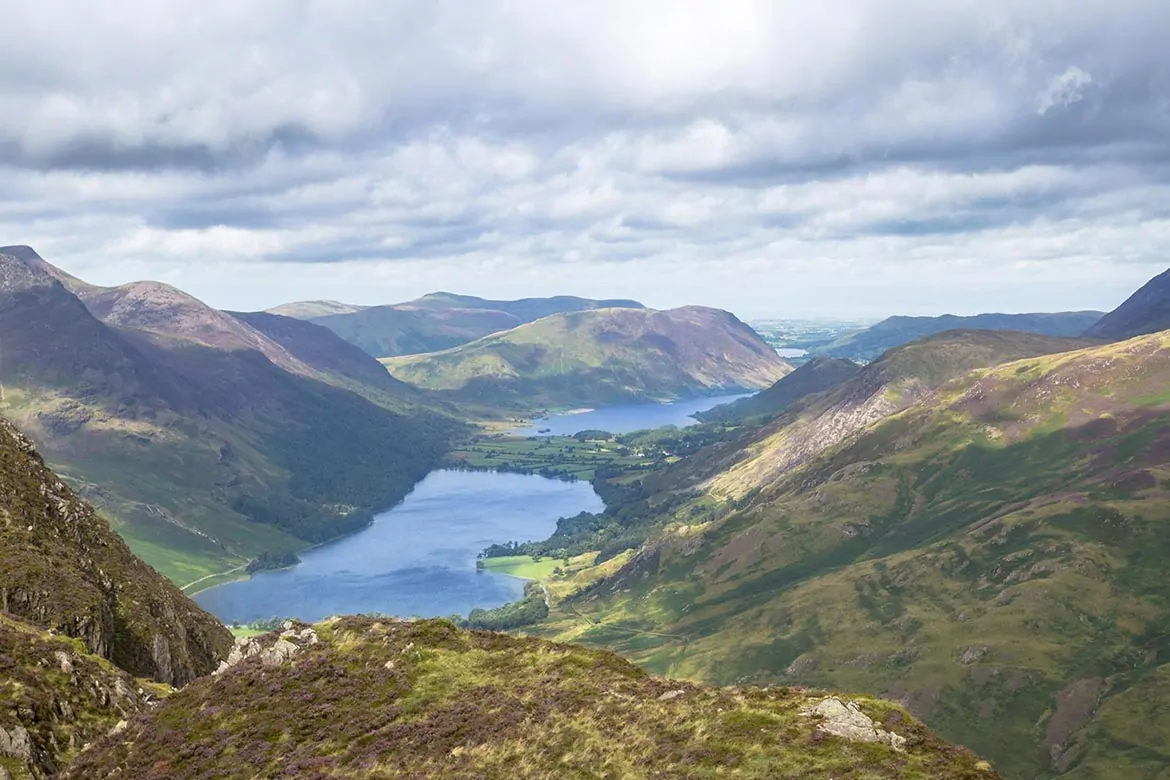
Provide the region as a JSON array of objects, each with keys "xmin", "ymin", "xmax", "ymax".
[
  {"xmin": 194, "ymin": 469, "xmax": 604, "ymax": 624},
  {"xmin": 513, "ymin": 392, "xmax": 753, "ymax": 437}
]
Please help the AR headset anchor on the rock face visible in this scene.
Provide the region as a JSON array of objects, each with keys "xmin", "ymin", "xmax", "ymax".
[
  {"xmin": 213, "ymin": 622, "xmax": 320, "ymax": 675},
  {"xmin": 0, "ymin": 614, "xmax": 158, "ymax": 779},
  {"xmin": 0, "ymin": 416, "xmax": 232, "ymax": 685},
  {"xmin": 804, "ymin": 697, "xmax": 908, "ymax": 751}
]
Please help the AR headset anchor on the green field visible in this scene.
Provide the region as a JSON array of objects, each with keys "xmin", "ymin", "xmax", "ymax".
[
  {"xmin": 480, "ymin": 555, "xmax": 563, "ymax": 580},
  {"xmin": 448, "ymin": 433, "xmax": 653, "ymax": 480}
]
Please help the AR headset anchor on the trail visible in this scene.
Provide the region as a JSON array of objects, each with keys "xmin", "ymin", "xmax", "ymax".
[{"xmin": 180, "ymin": 564, "xmax": 248, "ymax": 594}]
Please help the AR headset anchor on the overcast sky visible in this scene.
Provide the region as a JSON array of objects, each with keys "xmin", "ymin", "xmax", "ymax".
[{"xmin": 1, "ymin": 1, "xmax": 1168, "ymax": 318}]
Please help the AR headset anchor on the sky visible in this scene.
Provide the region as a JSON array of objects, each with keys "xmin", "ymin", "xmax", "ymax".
[{"xmin": 1, "ymin": 1, "xmax": 1168, "ymax": 318}]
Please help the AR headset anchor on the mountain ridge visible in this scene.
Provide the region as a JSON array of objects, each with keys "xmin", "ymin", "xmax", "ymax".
[{"xmin": 383, "ymin": 305, "xmax": 792, "ymax": 409}]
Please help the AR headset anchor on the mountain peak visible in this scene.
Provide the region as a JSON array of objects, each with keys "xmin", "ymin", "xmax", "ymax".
[{"xmin": 1084, "ymin": 266, "xmax": 1170, "ymax": 341}]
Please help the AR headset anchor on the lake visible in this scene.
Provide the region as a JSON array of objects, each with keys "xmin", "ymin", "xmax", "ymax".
[
  {"xmin": 512, "ymin": 392, "xmax": 753, "ymax": 437},
  {"xmin": 194, "ymin": 469, "xmax": 604, "ymax": 624}
]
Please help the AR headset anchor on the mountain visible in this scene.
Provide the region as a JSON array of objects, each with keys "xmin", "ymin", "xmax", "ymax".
[
  {"xmin": 1084, "ymin": 267, "xmax": 1170, "ymax": 341},
  {"xmin": 697, "ymin": 356, "xmax": 861, "ymax": 423},
  {"xmin": 0, "ymin": 246, "xmax": 459, "ymax": 585},
  {"xmin": 227, "ymin": 310, "xmax": 426, "ymax": 402},
  {"xmin": 311, "ymin": 304, "xmax": 523, "ymax": 358},
  {"xmin": 404, "ymin": 291, "xmax": 646, "ymax": 320},
  {"xmin": 0, "ymin": 416, "xmax": 231, "ymax": 685},
  {"xmin": 816, "ymin": 312, "xmax": 1105, "ymax": 363},
  {"xmin": 62, "ymin": 616, "xmax": 999, "ymax": 779},
  {"xmin": 265, "ymin": 299, "xmax": 368, "ymax": 319},
  {"xmin": 383, "ymin": 306, "xmax": 793, "ymax": 409},
  {"xmin": 296, "ymin": 292, "xmax": 646, "ymax": 358},
  {"xmin": 533, "ymin": 330, "xmax": 1170, "ymax": 779}
]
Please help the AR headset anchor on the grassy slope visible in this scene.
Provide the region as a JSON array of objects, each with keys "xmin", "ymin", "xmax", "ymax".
[
  {"xmin": 384, "ymin": 306, "xmax": 790, "ymax": 410},
  {"xmin": 698, "ymin": 356, "xmax": 861, "ymax": 423},
  {"xmin": 535, "ymin": 331, "xmax": 1170, "ymax": 780},
  {"xmin": 64, "ymin": 617, "xmax": 998, "ymax": 780}
]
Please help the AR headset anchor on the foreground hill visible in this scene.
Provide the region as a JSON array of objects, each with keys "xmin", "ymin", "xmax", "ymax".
[
  {"xmin": 697, "ymin": 356, "xmax": 861, "ymax": 423},
  {"xmin": 816, "ymin": 312, "xmax": 1104, "ymax": 362},
  {"xmin": 0, "ymin": 613, "xmax": 163, "ymax": 779},
  {"xmin": 1085, "ymin": 266, "xmax": 1170, "ymax": 341},
  {"xmin": 383, "ymin": 306, "xmax": 792, "ymax": 409},
  {"xmin": 0, "ymin": 246, "xmax": 458, "ymax": 584},
  {"xmin": 63, "ymin": 616, "xmax": 998, "ymax": 780},
  {"xmin": 536, "ymin": 330, "xmax": 1170, "ymax": 779},
  {"xmin": 301, "ymin": 292, "xmax": 646, "ymax": 358},
  {"xmin": 0, "ymin": 417, "xmax": 231, "ymax": 685}
]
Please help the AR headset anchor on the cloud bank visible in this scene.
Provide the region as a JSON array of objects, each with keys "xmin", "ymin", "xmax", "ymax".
[{"xmin": 2, "ymin": 0, "xmax": 1168, "ymax": 316}]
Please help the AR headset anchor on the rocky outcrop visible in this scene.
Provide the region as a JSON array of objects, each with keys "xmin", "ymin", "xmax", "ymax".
[
  {"xmin": 0, "ymin": 614, "xmax": 159, "ymax": 779},
  {"xmin": 803, "ymin": 697, "xmax": 908, "ymax": 751},
  {"xmin": 213, "ymin": 621, "xmax": 320, "ymax": 675},
  {"xmin": 0, "ymin": 417, "xmax": 232, "ymax": 685}
]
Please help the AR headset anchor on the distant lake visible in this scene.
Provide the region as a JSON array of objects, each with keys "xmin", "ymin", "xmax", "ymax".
[
  {"xmin": 774, "ymin": 348, "xmax": 808, "ymax": 358},
  {"xmin": 194, "ymin": 470, "xmax": 603, "ymax": 624},
  {"xmin": 513, "ymin": 392, "xmax": 753, "ymax": 437}
]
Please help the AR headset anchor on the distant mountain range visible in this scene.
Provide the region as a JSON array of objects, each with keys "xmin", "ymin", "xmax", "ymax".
[
  {"xmin": 382, "ymin": 306, "xmax": 793, "ymax": 409},
  {"xmin": 269, "ymin": 292, "xmax": 646, "ymax": 358},
  {"xmin": 0, "ymin": 245, "xmax": 461, "ymax": 585},
  {"xmin": 809, "ymin": 311, "xmax": 1105, "ymax": 363}
]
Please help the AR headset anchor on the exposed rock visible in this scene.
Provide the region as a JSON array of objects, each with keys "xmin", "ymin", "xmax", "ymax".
[
  {"xmin": 803, "ymin": 697, "xmax": 907, "ymax": 751},
  {"xmin": 657, "ymin": 689, "xmax": 686, "ymax": 701},
  {"xmin": 958, "ymin": 646, "xmax": 990, "ymax": 665},
  {"xmin": 260, "ymin": 639, "xmax": 301, "ymax": 667},
  {"xmin": 0, "ymin": 725, "xmax": 32, "ymax": 760}
]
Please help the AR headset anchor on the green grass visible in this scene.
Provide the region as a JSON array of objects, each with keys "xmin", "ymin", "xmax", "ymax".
[
  {"xmin": 449, "ymin": 433, "xmax": 651, "ymax": 480},
  {"xmin": 480, "ymin": 555, "xmax": 562, "ymax": 580},
  {"xmin": 228, "ymin": 625, "xmax": 271, "ymax": 639}
]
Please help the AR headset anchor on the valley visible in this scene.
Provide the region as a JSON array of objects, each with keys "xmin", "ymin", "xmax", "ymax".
[{"xmin": 3, "ymin": 251, "xmax": 1169, "ymax": 779}]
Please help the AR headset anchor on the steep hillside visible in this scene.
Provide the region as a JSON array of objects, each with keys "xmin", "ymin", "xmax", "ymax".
[
  {"xmin": 537, "ymin": 331, "xmax": 1170, "ymax": 779},
  {"xmin": 0, "ymin": 247, "xmax": 457, "ymax": 585},
  {"xmin": 0, "ymin": 613, "xmax": 164, "ymax": 780},
  {"xmin": 1084, "ymin": 267, "xmax": 1170, "ymax": 341},
  {"xmin": 818, "ymin": 312, "xmax": 1104, "ymax": 362},
  {"xmin": 63, "ymin": 616, "xmax": 998, "ymax": 780},
  {"xmin": 228, "ymin": 310, "xmax": 423, "ymax": 400},
  {"xmin": 383, "ymin": 306, "xmax": 792, "ymax": 409},
  {"xmin": 306, "ymin": 292, "xmax": 646, "ymax": 358},
  {"xmin": 0, "ymin": 417, "xmax": 231, "ymax": 684},
  {"xmin": 698, "ymin": 357, "xmax": 861, "ymax": 423},
  {"xmin": 704, "ymin": 330, "xmax": 1094, "ymax": 499},
  {"xmin": 265, "ymin": 299, "xmax": 368, "ymax": 318}
]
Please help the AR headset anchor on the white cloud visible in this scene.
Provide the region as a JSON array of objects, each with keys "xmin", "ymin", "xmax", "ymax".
[{"xmin": 0, "ymin": 0, "xmax": 1168, "ymax": 318}]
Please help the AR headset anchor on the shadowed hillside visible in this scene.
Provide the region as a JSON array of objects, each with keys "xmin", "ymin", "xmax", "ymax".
[
  {"xmin": 698, "ymin": 356, "xmax": 861, "ymax": 423},
  {"xmin": 816, "ymin": 312, "xmax": 1104, "ymax": 363},
  {"xmin": 0, "ymin": 246, "xmax": 459, "ymax": 585},
  {"xmin": 1085, "ymin": 266, "xmax": 1170, "ymax": 341}
]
